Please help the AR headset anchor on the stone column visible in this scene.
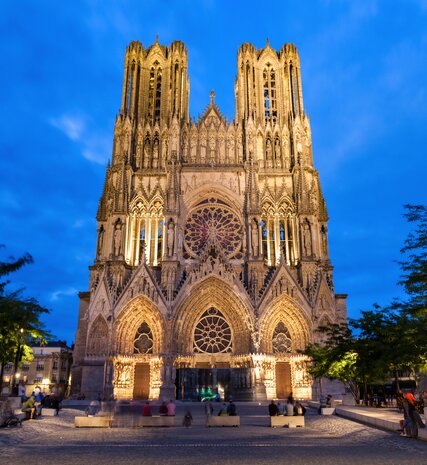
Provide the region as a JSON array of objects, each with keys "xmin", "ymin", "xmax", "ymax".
[{"xmin": 159, "ymin": 356, "xmax": 176, "ymax": 401}]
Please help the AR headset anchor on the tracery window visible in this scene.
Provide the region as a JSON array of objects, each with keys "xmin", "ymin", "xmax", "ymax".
[
  {"xmin": 261, "ymin": 202, "xmax": 298, "ymax": 266},
  {"xmin": 194, "ymin": 308, "xmax": 232, "ymax": 354},
  {"xmin": 272, "ymin": 322, "xmax": 292, "ymax": 353},
  {"xmin": 134, "ymin": 322, "xmax": 154, "ymax": 354},
  {"xmin": 263, "ymin": 64, "xmax": 277, "ymax": 121},
  {"xmin": 125, "ymin": 200, "xmax": 164, "ymax": 267},
  {"xmin": 184, "ymin": 199, "xmax": 242, "ymax": 259}
]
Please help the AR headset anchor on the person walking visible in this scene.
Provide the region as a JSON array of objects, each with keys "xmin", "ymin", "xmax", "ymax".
[
  {"xmin": 204, "ymin": 400, "xmax": 213, "ymax": 418},
  {"xmin": 183, "ymin": 410, "xmax": 193, "ymax": 428}
]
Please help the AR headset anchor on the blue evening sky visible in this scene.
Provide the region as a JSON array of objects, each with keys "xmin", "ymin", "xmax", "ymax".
[{"xmin": 1, "ymin": 0, "xmax": 426, "ymax": 345}]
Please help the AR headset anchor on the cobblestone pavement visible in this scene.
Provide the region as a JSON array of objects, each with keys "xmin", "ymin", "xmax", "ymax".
[{"xmin": 1, "ymin": 404, "xmax": 426, "ymax": 465}]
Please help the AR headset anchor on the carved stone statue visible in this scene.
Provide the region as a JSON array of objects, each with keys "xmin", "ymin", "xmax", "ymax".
[
  {"xmin": 167, "ymin": 220, "xmax": 175, "ymax": 256},
  {"xmin": 97, "ymin": 226, "xmax": 104, "ymax": 256},
  {"xmin": 266, "ymin": 139, "xmax": 272, "ymax": 167},
  {"xmin": 251, "ymin": 220, "xmax": 259, "ymax": 257},
  {"xmin": 303, "ymin": 221, "xmax": 312, "ymax": 256},
  {"xmin": 114, "ymin": 223, "xmax": 122, "ymax": 256}
]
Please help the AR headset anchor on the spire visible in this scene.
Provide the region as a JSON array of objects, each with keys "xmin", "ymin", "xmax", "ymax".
[{"xmin": 166, "ymin": 150, "xmax": 180, "ymax": 213}]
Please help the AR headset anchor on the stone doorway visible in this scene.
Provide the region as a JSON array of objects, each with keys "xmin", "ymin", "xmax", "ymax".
[
  {"xmin": 275, "ymin": 362, "xmax": 292, "ymax": 399},
  {"xmin": 133, "ymin": 362, "xmax": 150, "ymax": 399}
]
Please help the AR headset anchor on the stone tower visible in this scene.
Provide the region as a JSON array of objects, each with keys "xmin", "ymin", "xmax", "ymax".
[{"xmin": 72, "ymin": 39, "xmax": 347, "ymax": 401}]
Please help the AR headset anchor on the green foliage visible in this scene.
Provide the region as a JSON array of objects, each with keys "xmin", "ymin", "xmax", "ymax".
[
  {"xmin": 0, "ymin": 248, "xmax": 50, "ymax": 365},
  {"xmin": 304, "ymin": 205, "xmax": 427, "ymax": 399},
  {"xmin": 399, "ymin": 204, "xmax": 427, "ymax": 315}
]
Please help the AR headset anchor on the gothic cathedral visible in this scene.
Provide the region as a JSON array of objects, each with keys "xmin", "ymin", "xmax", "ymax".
[{"xmin": 71, "ymin": 38, "xmax": 347, "ymax": 401}]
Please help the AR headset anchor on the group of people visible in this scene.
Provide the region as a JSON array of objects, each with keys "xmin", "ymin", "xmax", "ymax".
[
  {"xmin": 21, "ymin": 386, "xmax": 61, "ymax": 419},
  {"xmin": 268, "ymin": 393, "xmax": 306, "ymax": 417},
  {"xmin": 142, "ymin": 399, "xmax": 176, "ymax": 417},
  {"xmin": 216, "ymin": 401, "xmax": 237, "ymax": 417}
]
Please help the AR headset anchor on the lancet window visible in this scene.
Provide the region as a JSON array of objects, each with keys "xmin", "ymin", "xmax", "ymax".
[
  {"xmin": 289, "ymin": 64, "xmax": 300, "ymax": 116},
  {"xmin": 148, "ymin": 62, "xmax": 162, "ymax": 122},
  {"xmin": 261, "ymin": 202, "xmax": 299, "ymax": 266},
  {"xmin": 125, "ymin": 200, "xmax": 165, "ymax": 266},
  {"xmin": 134, "ymin": 322, "xmax": 154, "ymax": 354},
  {"xmin": 263, "ymin": 64, "xmax": 277, "ymax": 121}
]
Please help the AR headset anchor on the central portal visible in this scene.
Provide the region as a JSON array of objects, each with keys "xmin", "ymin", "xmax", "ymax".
[{"xmin": 175, "ymin": 368, "xmax": 254, "ymax": 401}]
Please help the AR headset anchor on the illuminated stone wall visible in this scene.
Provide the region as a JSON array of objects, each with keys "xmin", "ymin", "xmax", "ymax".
[{"xmin": 71, "ymin": 39, "xmax": 347, "ymax": 401}]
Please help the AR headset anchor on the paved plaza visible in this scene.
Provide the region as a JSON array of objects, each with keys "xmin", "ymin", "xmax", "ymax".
[{"xmin": 1, "ymin": 403, "xmax": 426, "ymax": 465}]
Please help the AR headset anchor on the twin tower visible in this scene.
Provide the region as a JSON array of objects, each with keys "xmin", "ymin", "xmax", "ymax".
[{"xmin": 72, "ymin": 38, "xmax": 347, "ymax": 402}]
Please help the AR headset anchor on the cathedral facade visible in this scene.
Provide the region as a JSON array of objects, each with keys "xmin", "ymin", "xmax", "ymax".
[{"xmin": 71, "ymin": 39, "xmax": 347, "ymax": 401}]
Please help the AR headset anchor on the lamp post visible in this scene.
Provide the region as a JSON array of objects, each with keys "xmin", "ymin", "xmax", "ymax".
[{"xmin": 11, "ymin": 328, "xmax": 24, "ymax": 396}]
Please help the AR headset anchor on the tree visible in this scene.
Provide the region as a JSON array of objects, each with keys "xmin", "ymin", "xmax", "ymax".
[
  {"xmin": 398, "ymin": 204, "xmax": 427, "ymax": 316},
  {"xmin": 0, "ymin": 247, "xmax": 51, "ymax": 393},
  {"xmin": 305, "ymin": 205, "xmax": 427, "ymax": 402}
]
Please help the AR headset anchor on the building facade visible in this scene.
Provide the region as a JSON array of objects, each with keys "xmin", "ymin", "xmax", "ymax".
[
  {"xmin": 71, "ymin": 39, "xmax": 347, "ymax": 401},
  {"xmin": 1, "ymin": 341, "xmax": 73, "ymax": 397}
]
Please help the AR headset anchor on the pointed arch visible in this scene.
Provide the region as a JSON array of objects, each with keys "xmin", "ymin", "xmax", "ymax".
[
  {"xmin": 259, "ymin": 294, "xmax": 311, "ymax": 353},
  {"xmin": 114, "ymin": 295, "xmax": 165, "ymax": 355},
  {"xmin": 173, "ymin": 276, "xmax": 254, "ymax": 354},
  {"xmin": 87, "ymin": 315, "xmax": 109, "ymax": 357}
]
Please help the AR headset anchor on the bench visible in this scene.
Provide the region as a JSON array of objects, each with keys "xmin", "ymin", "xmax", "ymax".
[
  {"xmin": 75, "ymin": 416, "xmax": 111, "ymax": 428},
  {"xmin": 42, "ymin": 408, "xmax": 58, "ymax": 416},
  {"xmin": 271, "ymin": 415, "xmax": 305, "ymax": 428},
  {"xmin": 207, "ymin": 416, "xmax": 240, "ymax": 427},
  {"xmin": 136, "ymin": 416, "xmax": 174, "ymax": 427},
  {"xmin": 321, "ymin": 407, "xmax": 335, "ymax": 415}
]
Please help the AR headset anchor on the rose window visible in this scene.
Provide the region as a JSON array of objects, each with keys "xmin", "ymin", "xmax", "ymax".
[
  {"xmin": 272, "ymin": 322, "xmax": 292, "ymax": 353},
  {"xmin": 184, "ymin": 200, "xmax": 242, "ymax": 258},
  {"xmin": 134, "ymin": 322, "xmax": 153, "ymax": 354},
  {"xmin": 194, "ymin": 307, "xmax": 232, "ymax": 353}
]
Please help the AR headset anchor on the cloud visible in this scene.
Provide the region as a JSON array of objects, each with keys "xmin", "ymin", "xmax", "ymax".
[
  {"xmin": 49, "ymin": 113, "xmax": 110, "ymax": 165},
  {"xmin": 49, "ymin": 287, "xmax": 78, "ymax": 302},
  {"xmin": 49, "ymin": 115, "xmax": 85, "ymax": 141}
]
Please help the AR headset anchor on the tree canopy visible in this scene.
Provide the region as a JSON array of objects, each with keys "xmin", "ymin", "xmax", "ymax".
[
  {"xmin": 0, "ymin": 248, "xmax": 51, "ymax": 368},
  {"xmin": 304, "ymin": 205, "xmax": 427, "ymax": 400}
]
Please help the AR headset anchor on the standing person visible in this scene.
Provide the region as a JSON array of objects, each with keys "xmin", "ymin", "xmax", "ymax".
[
  {"xmin": 227, "ymin": 401, "xmax": 237, "ymax": 416},
  {"xmin": 268, "ymin": 400, "xmax": 278, "ymax": 416},
  {"xmin": 287, "ymin": 392, "xmax": 294, "ymax": 405},
  {"xmin": 167, "ymin": 399, "xmax": 176, "ymax": 416},
  {"xmin": 183, "ymin": 410, "xmax": 193, "ymax": 428},
  {"xmin": 204, "ymin": 400, "xmax": 213, "ymax": 418},
  {"xmin": 18, "ymin": 382, "xmax": 26, "ymax": 402}
]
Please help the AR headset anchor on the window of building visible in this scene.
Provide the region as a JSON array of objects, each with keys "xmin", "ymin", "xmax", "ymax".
[
  {"xmin": 193, "ymin": 307, "xmax": 232, "ymax": 354},
  {"xmin": 263, "ymin": 64, "xmax": 277, "ymax": 121},
  {"xmin": 134, "ymin": 322, "xmax": 154, "ymax": 354},
  {"xmin": 272, "ymin": 322, "xmax": 292, "ymax": 353}
]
